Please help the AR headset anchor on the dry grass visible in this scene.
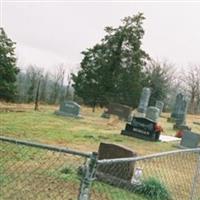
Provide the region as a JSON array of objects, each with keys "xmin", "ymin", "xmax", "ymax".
[
  {"xmin": 1, "ymin": 102, "xmax": 200, "ymax": 199},
  {"xmin": 1, "ymin": 102, "xmax": 200, "ymax": 155}
]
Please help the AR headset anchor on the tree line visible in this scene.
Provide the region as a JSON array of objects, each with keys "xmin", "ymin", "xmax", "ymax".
[
  {"xmin": 16, "ymin": 64, "xmax": 73, "ymax": 105},
  {"xmin": 1, "ymin": 13, "xmax": 200, "ymax": 113}
]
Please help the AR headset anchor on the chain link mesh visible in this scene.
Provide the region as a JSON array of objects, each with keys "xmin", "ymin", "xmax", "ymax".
[
  {"xmin": 91, "ymin": 151, "xmax": 200, "ymax": 200},
  {"xmin": 0, "ymin": 140, "xmax": 86, "ymax": 200},
  {"xmin": 1, "ymin": 137, "xmax": 200, "ymax": 200}
]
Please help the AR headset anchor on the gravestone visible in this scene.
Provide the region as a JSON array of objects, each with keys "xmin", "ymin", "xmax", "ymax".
[
  {"xmin": 137, "ymin": 87, "xmax": 151, "ymax": 114},
  {"xmin": 180, "ymin": 130, "xmax": 200, "ymax": 148},
  {"xmin": 101, "ymin": 103, "xmax": 132, "ymax": 121},
  {"xmin": 155, "ymin": 101, "xmax": 164, "ymax": 115},
  {"xmin": 170, "ymin": 93, "xmax": 189, "ymax": 129},
  {"xmin": 55, "ymin": 100, "xmax": 81, "ymax": 118},
  {"xmin": 97, "ymin": 143, "xmax": 137, "ymax": 182},
  {"xmin": 146, "ymin": 106, "xmax": 160, "ymax": 122},
  {"xmin": 171, "ymin": 93, "xmax": 187, "ymax": 122},
  {"xmin": 121, "ymin": 116, "xmax": 160, "ymax": 141}
]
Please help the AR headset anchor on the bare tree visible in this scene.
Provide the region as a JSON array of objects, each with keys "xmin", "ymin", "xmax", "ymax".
[
  {"xmin": 39, "ymin": 72, "xmax": 49, "ymax": 102},
  {"xmin": 34, "ymin": 75, "xmax": 43, "ymax": 111},
  {"xmin": 181, "ymin": 65, "xmax": 200, "ymax": 114},
  {"xmin": 65, "ymin": 70, "xmax": 74, "ymax": 100},
  {"xmin": 26, "ymin": 65, "xmax": 43, "ymax": 103},
  {"xmin": 50, "ymin": 64, "xmax": 66, "ymax": 104}
]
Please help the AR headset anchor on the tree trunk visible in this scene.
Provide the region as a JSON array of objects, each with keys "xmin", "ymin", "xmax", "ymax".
[
  {"xmin": 92, "ymin": 102, "xmax": 96, "ymax": 112},
  {"xmin": 34, "ymin": 78, "xmax": 41, "ymax": 111}
]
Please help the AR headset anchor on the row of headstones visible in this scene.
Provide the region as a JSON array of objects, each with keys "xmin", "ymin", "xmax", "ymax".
[
  {"xmin": 101, "ymin": 87, "xmax": 164, "ymax": 123},
  {"xmin": 54, "ymin": 89, "xmax": 187, "ymax": 128},
  {"xmin": 55, "ymin": 87, "xmax": 165, "ymax": 122},
  {"xmin": 138, "ymin": 88, "xmax": 191, "ymax": 130}
]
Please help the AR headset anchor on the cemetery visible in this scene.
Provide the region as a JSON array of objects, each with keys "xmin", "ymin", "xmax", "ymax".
[
  {"xmin": 1, "ymin": 6, "xmax": 200, "ymax": 199},
  {"xmin": 1, "ymin": 98, "xmax": 200, "ymax": 200}
]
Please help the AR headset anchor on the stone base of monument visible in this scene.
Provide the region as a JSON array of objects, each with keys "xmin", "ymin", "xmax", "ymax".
[
  {"xmin": 173, "ymin": 124, "xmax": 191, "ymax": 131},
  {"xmin": 159, "ymin": 135, "xmax": 181, "ymax": 142},
  {"xmin": 121, "ymin": 129, "xmax": 159, "ymax": 141},
  {"xmin": 54, "ymin": 110, "xmax": 82, "ymax": 118}
]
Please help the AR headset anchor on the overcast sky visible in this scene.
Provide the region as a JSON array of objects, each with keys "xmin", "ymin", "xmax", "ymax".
[{"xmin": 1, "ymin": 1, "xmax": 200, "ymax": 72}]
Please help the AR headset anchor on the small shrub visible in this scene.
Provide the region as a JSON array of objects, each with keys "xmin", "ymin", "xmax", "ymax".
[
  {"xmin": 60, "ymin": 166, "xmax": 73, "ymax": 175},
  {"xmin": 134, "ymin": 177, "xmax": 172, "ymax": 200}
]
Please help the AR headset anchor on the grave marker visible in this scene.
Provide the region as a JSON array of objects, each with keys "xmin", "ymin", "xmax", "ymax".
[
  {"xmin": 146, "ymin": 106, "xmax": 160, "ymax": 122},
  {"xmin": 101, "ymin": 103, "xmax": 132, "ymax": 121},
  {"xmin": 97, "ymin": 143, "xmax": 137, "ymax": 181},
  {"xmin": 180, "ymin": 130, "xmax": 200, "ymax": 148},
  {"xmin": 55, "ymin": 100, "xmax": 81, "ymax": 118},
  {"xmin": 155, "ymin": 101, "xmax": 164, "ymax": 115},
  {"xmin": 170, "ymin": 93, "xmax": 189, "ymax": 129},
  {"xmin": 137, "ymin": 87, "xmax": 151, "ymax": 114}
]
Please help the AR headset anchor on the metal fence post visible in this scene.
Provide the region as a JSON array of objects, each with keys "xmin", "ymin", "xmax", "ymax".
[
  {"xmin": 78, "ymin": 152, "xmax": 98, "ymax": 200},
  {"xmin": 190, "ymin": 151, "xmax": 200, "ymax": 200}
]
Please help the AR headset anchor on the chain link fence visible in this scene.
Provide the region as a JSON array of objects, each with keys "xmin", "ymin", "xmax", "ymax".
[
  {"xmin": 1, "ymin": 136, "xmax": 200, "ymax": 200},
  {"xmin": 0, "ymin": 136, "xmax": 92, "ymax": 200},
  {"xmin": 92, "ymin": 150, "xmax": 200, "ymax": 200}
]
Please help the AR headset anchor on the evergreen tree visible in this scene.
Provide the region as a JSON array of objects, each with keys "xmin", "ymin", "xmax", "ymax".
[
  {"xmin": 145, "ymin": 60, "xmax": 174, "ymax": 105},
  {"xmin": 72, "ymin": 13, "xmax": 149, "ymax": 110},
  {"xmin": 0, "ymin": 28, "xmax": 19, "ymax": 101}
]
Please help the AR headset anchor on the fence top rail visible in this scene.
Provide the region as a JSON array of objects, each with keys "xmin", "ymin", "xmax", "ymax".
[
  {"xmin": 0, "ymin": 135, "xmax": 92, "ymax": 158},
  {"xmin": 97, "ymin": 148, "xmax": 200, "ymax": 164}
]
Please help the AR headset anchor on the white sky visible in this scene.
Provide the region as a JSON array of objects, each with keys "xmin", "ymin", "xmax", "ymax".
[{"xmin": 1, "ymin": 1, "xmax": 200, "ymax": 72}]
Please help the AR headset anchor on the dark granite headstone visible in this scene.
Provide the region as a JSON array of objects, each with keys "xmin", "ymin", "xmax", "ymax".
[
  {"xmin": 137, "ymin": 87, "xmax": 151, "ymax": 114},
  {"xmin": 155, "ymin": 101, "xmax": 164, "ymax": 115},
  {"xmin": 97, "ymin": 143, "xmax": 137, "ymax": 181},
  {"xmin": 180, "ymin": 130, "xmax": 200, "ymax": 148},
  {"xmin": 102, "ymin": 103, "xmax": 132, "ymax": 121},
  {"xmin": 55, "ymin": 100, "xmax": 81, "ymax": 117},
  {"xmin": 121, "ymin": 117, "xmax": 160, "ymax": 141}
]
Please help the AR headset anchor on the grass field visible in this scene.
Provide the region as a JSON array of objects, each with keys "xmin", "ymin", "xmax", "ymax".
[
  {"xmin": 1, "ymin": 102, "xmax": 200, "ymax": 199},
  {"xmin": 2, "ymin": 102, "xmax": 200, "ymax": 154}
]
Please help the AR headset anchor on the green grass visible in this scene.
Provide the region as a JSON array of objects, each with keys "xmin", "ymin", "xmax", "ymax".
[
  {"xmin": 1, "ymin": 103, "xmax": 199, "ymax": 199},
  {"xmin": 93, "ymin": 181, "xmax": 148, "ymax": 200},
  {"xmin": 133, "ymin": 177, "xmax": 172, "ymax": 200},
  {"xmin": 0, "ymin": 104, "xmax": 178, "ymax": 155}
]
